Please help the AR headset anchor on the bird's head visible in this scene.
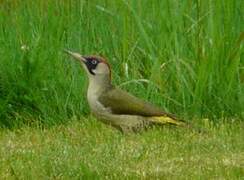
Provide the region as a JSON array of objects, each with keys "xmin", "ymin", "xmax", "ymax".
[{"xmin": 64, "ymin": 50, "xmax": 111, "ymax": 80}]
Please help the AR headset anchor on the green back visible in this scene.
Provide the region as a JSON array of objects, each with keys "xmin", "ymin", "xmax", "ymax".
[{"xmin": 99, "ymin": 87, "xmax": 177, "ymax": 119}]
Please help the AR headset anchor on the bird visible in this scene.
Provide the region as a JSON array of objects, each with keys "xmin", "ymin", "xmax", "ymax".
[{"xmin": 64, "ymin": 49, "xmax": 189, "ymax": 133}]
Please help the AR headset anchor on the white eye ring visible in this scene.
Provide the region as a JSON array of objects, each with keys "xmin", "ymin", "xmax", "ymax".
[{"xmin": 91, "ymin": 60, "xmax": 97, "ymax": 65}]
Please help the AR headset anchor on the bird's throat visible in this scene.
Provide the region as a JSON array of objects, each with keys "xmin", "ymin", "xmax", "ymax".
[
  {"xmin": 88, "ymin": 74, "xmax": 111, "ymax": 93},
  {"xmin": 86, "ymin": 75, "xmax": 112, "ymax": 113},
  {"xmin": 87, "ymin": 74, "xmax": 112, "ymax": 106}
]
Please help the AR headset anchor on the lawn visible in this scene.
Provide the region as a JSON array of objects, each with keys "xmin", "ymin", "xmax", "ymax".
[
  {"xmin": 0, "ymin": 119, "xmax": 243, "ymax": 179},
  {"xmin": 0, "ymin": 0, "xmax": 243, "ymax": 179}
]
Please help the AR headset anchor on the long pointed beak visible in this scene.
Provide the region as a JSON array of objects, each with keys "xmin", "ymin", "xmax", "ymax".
[{"xmin": 63, "ymin": 49, "xmax": 87, "ymax": 63}]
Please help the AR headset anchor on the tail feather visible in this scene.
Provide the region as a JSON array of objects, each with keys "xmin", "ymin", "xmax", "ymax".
[{"xmin": 149, "ymin": 116, "xmax": 206, "ymax": 133}]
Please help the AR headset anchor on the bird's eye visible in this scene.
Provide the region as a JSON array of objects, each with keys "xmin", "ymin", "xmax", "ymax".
[{"xmin": 91, "ymin": 60, "xmax": 97, "ymax": 65}]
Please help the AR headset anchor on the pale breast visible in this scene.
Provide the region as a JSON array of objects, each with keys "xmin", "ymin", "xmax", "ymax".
[
  {"xmin": 87, "ymin": 91, "xmax": 111, "ymax": 113},
  {"xmin": 86, "ymin": 75, "xmax": 112, "ymax": 113}
]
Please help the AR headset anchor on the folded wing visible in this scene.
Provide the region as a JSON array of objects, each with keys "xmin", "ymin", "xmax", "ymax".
[{"xmin": 99, "ymin": 87, "xmax": 177, "ymax": 119}]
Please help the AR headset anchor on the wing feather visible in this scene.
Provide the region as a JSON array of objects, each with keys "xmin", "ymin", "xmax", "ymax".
[{"xmin": 99, "ymin": 87, "xmax": 177, "ymax": 119}]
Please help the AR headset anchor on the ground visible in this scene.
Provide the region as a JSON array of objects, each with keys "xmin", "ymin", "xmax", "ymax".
[{"xmin": 0, "ymin": 118, "xmax": 243, "ymax": 179}]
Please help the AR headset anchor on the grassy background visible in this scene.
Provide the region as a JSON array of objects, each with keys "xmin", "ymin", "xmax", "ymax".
[
  {"xmin": 0, "ymin": 0, "xmax": 243, "ymax": 178},
  {"xmin": 0, "ymin": 0, "xmax": 243, "ymax": 127},
  {"xmin": 0, "ymin": 0, "xmax": 244, "ymax": 179}
]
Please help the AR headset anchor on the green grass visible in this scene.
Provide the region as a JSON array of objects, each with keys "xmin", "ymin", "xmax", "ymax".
[
  {"xmin": 0, "ymin": 0, "xmax": 243, "ymax": 178},
  {"xmin": 0, "ymin": 119, "xmax": 243, "ymax": 179},
  {"xmin": 0, "ymin": 0, "xmax": 243, "ymax": 127}
]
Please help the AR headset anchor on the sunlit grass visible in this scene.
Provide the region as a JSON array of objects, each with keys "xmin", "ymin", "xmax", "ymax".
[
  {"xmin": 0, "ymin": 119, "xmax": 243, "ymax": 178},
  {"xmin": 0, "ymin": 0, "xmax": 243, "ymax": 178}
]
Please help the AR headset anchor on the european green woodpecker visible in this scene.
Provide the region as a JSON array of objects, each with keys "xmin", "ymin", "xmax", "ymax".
[{"xmin": 65, "ymin": 50, "xmax": 187, "ymax": 133}]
